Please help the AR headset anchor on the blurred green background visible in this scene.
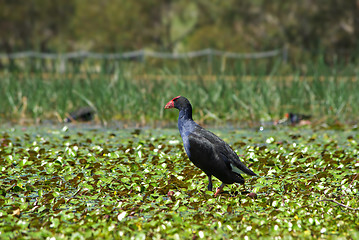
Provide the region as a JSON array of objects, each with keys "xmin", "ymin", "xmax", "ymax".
[
  {"xmin": 1, "ymin": 1, "xmax": 359, "ymax": 61},
  {"xmin": 0, "ymin": 0, "xmax": 358, "ymax": 125}
]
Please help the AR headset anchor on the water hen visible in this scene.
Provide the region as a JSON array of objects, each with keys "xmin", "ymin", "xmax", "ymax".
[
  {"xmin": 286, "ymin": 112, "xmax": 312, "ymax": 125},
  {"xmin": 165, "ymin": 96, "xmax": 257, "ymax": 196},
  {"xmin": 64, "ymin": 107, "xmax": 95, "ymax": 123}
]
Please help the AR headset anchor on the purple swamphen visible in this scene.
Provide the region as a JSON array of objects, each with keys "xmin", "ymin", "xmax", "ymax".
[{"xmin": 165, "ymin": 96, "xmax": 257, "ymax": 196}]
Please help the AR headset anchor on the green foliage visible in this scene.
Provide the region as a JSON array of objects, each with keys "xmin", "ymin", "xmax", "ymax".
[
  {"xmin": 1, "ymin": 71, "xmax": 359, "ymax": 125},
  {"xmin": 0, "ymin": 127, "xmax": 358, "ymax": 239},
  {"xmin": 1, "ymin": 0, "xmax": 358, "ymax": 60}
]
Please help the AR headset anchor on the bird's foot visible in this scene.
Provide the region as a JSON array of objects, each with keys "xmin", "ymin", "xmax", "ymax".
[
  {"xmin": 214, "ymin": 183, "xmax": 225, "ymax": 197},
  {"xmin": 214, "ymin": 188, "xmax": 222, "ymax": 197}
]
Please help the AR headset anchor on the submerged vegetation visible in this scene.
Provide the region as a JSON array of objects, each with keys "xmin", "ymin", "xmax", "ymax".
[{"xmin": 0, "ymin": 126, "xmax": 358, "ymax": 239}]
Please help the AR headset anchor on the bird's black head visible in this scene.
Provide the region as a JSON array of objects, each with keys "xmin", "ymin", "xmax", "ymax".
[{"xmin": 164, "ymin": 96, "xmax": 192, "ymax": 111}]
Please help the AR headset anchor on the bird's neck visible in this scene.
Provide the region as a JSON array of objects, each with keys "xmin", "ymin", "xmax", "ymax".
[
  {"xmin": 177, "ymin": 107, "xmax": 196, "ymax": 139},
  {"xmin": 178, "ymin": 107, "xmax": 193, "ymax": 122}
]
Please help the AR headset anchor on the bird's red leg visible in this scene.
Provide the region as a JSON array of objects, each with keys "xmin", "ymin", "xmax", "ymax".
[{"xmin": 214, "ymin": 183, "xmax": 225, "ymax": 197}]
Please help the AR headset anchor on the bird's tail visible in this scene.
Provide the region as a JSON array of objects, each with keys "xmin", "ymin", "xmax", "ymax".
[{"xmin": 231, "ymin": 162, "xmax": 257, "ymax": 177}]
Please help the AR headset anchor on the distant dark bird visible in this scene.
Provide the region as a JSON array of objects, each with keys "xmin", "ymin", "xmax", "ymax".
[
  {"xmin": 286, "ymin": 112, "xmax": 312, "ymax": 125},
  {"xmin": 64, "ymin": 107, "xmax": 95, "ymax": 123},
  {"xmin": 165, "ymin": 96, "xmax": 257, "ymax": 196}
]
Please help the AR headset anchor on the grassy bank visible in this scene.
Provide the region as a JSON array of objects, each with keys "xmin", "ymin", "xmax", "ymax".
[{"xmin": 0, "ymin": 68, "xmax": 359, "ymax": 126}]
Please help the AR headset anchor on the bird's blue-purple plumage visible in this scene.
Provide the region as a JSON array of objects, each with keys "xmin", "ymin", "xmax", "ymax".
[{"xmin": 166, "ymin": 96, "xmax": 257, "ymax": 192}]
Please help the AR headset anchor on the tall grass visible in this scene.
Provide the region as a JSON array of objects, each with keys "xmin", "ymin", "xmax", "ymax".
[
  {"xmin": 1, "ymin": 52, "xmax": 358, "ymax": 125},
  {"xmin": 1, "ymin": 68, "xmax": 358, "ymax": 126}
]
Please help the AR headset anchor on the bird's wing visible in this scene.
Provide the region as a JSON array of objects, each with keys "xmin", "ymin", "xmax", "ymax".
[
  {"xmin": 187, "ymin": 129, "xmax": 238, "ymax": 180},
  {"xmin": 196, "ymin": 126, "xmax": 257, "ymax": 177}
]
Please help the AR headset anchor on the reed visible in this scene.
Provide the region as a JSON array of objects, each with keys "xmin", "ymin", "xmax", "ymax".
[{"xmin": 0, "ymin": 57, "xmax": 358, "ymax": 125}]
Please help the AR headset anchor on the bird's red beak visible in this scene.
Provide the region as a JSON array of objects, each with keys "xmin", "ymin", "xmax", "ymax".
[
  {"xmin": 165, "ymin": 96, "xmax": 181, "ymax": 109},
  {"xmin": 164, "ymin": 100, "xmax": 174, "ymax": 109}
]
